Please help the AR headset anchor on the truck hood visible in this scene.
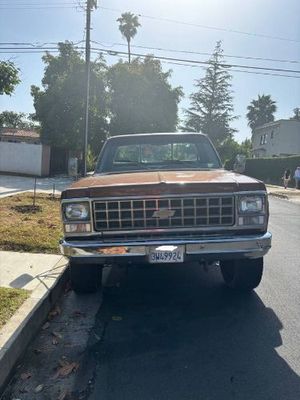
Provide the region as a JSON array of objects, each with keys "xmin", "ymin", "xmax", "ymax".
[{"xmin": 61, "ymin": 170, "xmax": 265, "ymax": 199}]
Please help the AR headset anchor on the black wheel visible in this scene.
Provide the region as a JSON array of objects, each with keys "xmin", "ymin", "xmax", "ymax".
[
  {"xmin": 220, "ymin": 258, "xmax": 263, "ymax": 290},
  {"xmin": 70, "ymin": 262, "xmax": 102, "ymax": 294}
]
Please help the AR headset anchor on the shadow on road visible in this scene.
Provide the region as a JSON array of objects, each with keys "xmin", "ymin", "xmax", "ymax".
[{"xmin": 87, "ymin": 263, "xmax": 300, "ymax": 400}]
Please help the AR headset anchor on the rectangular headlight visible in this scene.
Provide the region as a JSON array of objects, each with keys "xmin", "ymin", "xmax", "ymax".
[
  {"xmin": 62, "ymin": 202, "xmax": 90, "ymax": 221},
  {"xmin": 238, "ymin": 195, "xmax": 264, "ymax": 213}
]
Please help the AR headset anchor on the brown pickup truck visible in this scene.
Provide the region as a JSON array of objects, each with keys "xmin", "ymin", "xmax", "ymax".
[{"xmin": 60, "ymin": 133, "xmax": 271, "ymax": 293}]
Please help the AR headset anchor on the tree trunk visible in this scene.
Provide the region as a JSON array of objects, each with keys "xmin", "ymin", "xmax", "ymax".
[{"xmin": 127, "ymin": 39, "xmax": 131, "ymax": 64}]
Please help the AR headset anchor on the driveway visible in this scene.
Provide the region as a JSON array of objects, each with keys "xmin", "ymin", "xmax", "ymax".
[{"xmin": 0, "ymin": 174, "xmax": 74, "ymax": 197}]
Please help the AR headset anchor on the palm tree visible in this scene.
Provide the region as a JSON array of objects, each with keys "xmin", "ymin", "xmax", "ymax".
[
  {"xmin": 246, "ymin": 94, "xmax": 277, "ymax": 131},
  {"xmin": 291, "ymin": 107, "xmax": 300, "ymax": 121},
  {"xmin": 117, "ymin": 12, "xmax": 141, "ymax": 63}
]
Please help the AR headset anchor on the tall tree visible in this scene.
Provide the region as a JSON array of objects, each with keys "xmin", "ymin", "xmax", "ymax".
[
  {"xmin": 0, "ymin": 60, "xmax": 20, "ymax": 95},
  {"xmin": 290, "ymin": 107, "xmax": 300, "ymax": 121},
  {"xmin": 219, "ymin": 137, "xmax": 252, "ymax": 170},
  {"xmin": 117, "ymin": 12, "xmax": 141, "ymax": 63},
  {"xmin": 108, "ymin": 56, "xmax": 183, "ymax": 134},
  {"xmin": 31, "ymin": 42, "xmax": 109, "ymax": 154},
  {"xmin": 246, "ymin": 94, "xmax": 277, "ymax": 131},
  {"xmin": 0, "ymin": 111, "xmax": 37, "ymax": 129},
  {"xmin": 184, "ymin": 41, "xmax": 237, "ymax": 146}
]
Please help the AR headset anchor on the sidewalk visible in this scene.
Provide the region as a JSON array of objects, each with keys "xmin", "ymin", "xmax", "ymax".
[
  {"xmin": 0, "ymin": 174, "xmax": 73, "ymax": 198},
  {"xmin": 0, "ymin": 251, "xmax": 68, "ymax": 392},
  {"xmin": 266, "ymin": 184, "xmax": 300, "ymax": 204}
]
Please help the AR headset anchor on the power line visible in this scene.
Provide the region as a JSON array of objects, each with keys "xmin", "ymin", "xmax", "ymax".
[
  {"xmin": 98, "ymin": 50, "xmax": 300, "ymax": 79},
  {"xmin": 0, "ymin": 7, "xmax": 79, "ymax": 10},
  {"xmin": 0, "ymin": 6, "xmax": 80, "ymax": 11},
  {"xmin": 0, "ymin": 5, "xmax": 78, "ymax": 8},
  {"xmin": 0, "ymin": 1, "xmax": 76, "ymax": 7},
  {"xmin": 2, "ymin": 41, "xmax": 299, "ymax": 65},
  {"xmin": 0, "ymin": 41, "xmax": 84, "ymax": 48},
  {"xmin": 1, "ymin": 3, "xmax": 299, "ymax": 44},
  {"xmin": 0, "ymin": 1, "xmax": 78, "ymax": 3},
  {"xmin": 95, "ymin": 50, "xmax": 300, "ymax": 79},
  {"xmin": 1, "ymin": 45, "xmax": 300, "ymax": 78},
  {"xmin": 91, "ymin": 40, "xmax": 300, "ymax": 65},
  {"xmin": 0, "ymin": 1, "xmax": 83, "ymax": 9},
  {"xmin": 0, "ymin": 1, "xmax": 80, "ymax": 5},
  {"xmin": 158, "ymin": 59, "xmax": 300, "ymax": 79},
  {"xmin": 99, "ymin": 6, "xmax": 300, "ymax": 44},
  {"xmin": 101, "ymin": 50, "xmax": 300, "ymax": 74},
  {"xmin": 3, "ymin": 45, "xmax": 299, "ymax": 74},
  {"xmin": 90, "ymin": 47, "xmax": 300, "ymax": 74}
]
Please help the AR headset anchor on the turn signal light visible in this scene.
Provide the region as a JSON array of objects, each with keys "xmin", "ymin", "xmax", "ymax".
[
  {"xmin": 238, "ymin": 216, "xmax": 265, "ymax": 225},
  {"xmin": 65, "ymin": 223, "xmax": 91, "ymax": 233}
]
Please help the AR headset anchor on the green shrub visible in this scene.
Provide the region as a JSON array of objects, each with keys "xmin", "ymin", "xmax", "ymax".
[
  {"xmin": 86, "ymin": 146, "xmax": 96, "ymax": 172},
  {"xmin": 244, "ymin": 156, "xmax": 300, "ymax": 185},
  {"xmin": 224, "ymin": 158, "xmax": 235, "ymax": 171}
]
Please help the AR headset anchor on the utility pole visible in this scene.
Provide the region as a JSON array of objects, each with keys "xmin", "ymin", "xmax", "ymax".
[{"xmin": 82, "ymin": 0, "xmax": 97, "ymax": 176}]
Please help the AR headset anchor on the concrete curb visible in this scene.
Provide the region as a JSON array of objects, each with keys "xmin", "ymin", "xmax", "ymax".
[
  {"xmin": 268, "ymin": 191, "xmax": 300, "ymax": 204},
  {"xmin": 268, "ymin": 192, "xmax": 289, "ymax": 200},
  {"xmin": 0, "ymin": 261, "xmax": 69, "ymax": 395}
]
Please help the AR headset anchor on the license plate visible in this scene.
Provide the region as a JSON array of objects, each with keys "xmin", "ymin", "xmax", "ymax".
[{"xmin": 149, "ymin": 245, "xmax": 184, "ymax": 264}]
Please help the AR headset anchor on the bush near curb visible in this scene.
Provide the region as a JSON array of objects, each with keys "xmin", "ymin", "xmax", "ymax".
[{"xmin": 244, "ymin": 155, "xmax": 300, "ymax": 185}]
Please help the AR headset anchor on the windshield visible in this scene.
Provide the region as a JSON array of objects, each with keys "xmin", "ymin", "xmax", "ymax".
[{"xmin": 96, "ymin": 135, "xmax": 222, "ymax": 173}]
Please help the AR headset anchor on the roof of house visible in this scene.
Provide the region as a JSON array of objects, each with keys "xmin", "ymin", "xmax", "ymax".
[
  {"xmin": 0, "ymin": 128, "xmax": 40, "ymax": 139},
  {"xmin": 253, "ymin": 119, "xmax": 300, "ymax": 132}
]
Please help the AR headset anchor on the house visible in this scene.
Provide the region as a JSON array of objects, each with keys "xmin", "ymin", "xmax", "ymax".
[
  {"xmin": 0, "ymin": 128, "xmax": 40, "ymax": 144},
  {"xmin": 0, "ymin": 128, "xmax": 50, "ymax": 176},
  {"xmin": 0, "ymin": 128, "xmax": 76, "ymax": 176},
  {"xmin": 251, "ymin": 119, "xmax": 300, "ymax": 158}
]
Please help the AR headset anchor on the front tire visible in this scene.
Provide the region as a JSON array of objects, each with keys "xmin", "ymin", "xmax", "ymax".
[
  {"xmin": 220, "ymin": 258, "xmax": 263, "ymax": 290},
  {"xmin": 70, "ymin": 262, "xmax": 102, "ymax": 294}
]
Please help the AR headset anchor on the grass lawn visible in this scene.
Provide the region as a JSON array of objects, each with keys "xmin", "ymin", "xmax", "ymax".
[
  {"xmin": 0, "ymin": 193, "xmax": 62, "ymax": 254},
  {"xmin": 0, "ymin": 287, "xmax": 30, "ymax": 328}
]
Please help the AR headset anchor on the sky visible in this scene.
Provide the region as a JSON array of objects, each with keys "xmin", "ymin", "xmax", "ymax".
[{"xmin": 0, "ymin": 0, "xmax": 300, "ymax": 142}]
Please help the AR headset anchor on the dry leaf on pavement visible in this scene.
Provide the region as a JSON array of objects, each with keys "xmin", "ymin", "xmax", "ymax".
[
  {"xmin": 58, "ymin": 390, "xmax": 69, "ymax": 400},
  {"xmin": 20, "ymin": 372, "xmax": 32, "ymax": 380},
  {"xmin": 54, "ymin": 361, "xmax": 79, "ymax": 379},
  {"xmin": 19, "ymin": 386, "xmax": 29, "ymax": 394},
  {"xmin": 42, "ymin": 321, "xmax": 50, "ymax": 330},
  {"xmin": 52, "ymin": 331, "xmax": 63, "ymax": 339},
  {"xmin": 34, "ymin": 384, "xmax": 44, "ymax": 393},
  {"xmin": 48, "ymin": 305, "xmax": 61, "ymax": 320},
  {"xmin": 72, "ymin": 310, "xmax": 86, "ymax": 318},
  {"xmin": 58, "ymin": 358, "xmax": 68, "ymax": 367},
  {"xmin": 64, "ymin": 281, "xmax": 72, "ymax": 294}
]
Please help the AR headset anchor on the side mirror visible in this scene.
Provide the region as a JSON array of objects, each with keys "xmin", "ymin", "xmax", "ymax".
[{"xmin": 233, "ymin": 154, "xmax": 246, "ymax": 173}]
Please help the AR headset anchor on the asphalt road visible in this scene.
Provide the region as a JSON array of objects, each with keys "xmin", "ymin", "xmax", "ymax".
[
  {"xmin": 88, "ymin": 197, "xmax": 300, "ymax": 400},
  {"xmin": 3, "ymin": 197, "xmax": 300, "ymax": 400}
]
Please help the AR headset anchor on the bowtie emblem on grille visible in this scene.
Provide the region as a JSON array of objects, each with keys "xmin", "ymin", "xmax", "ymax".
[{"xmin": 152, "ymin": 209, "xmax": 176, "ymax": 219}]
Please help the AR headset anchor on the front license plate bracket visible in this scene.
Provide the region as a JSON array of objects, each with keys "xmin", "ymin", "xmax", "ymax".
[{"xmin": 148, "ymin": 245, "xmax": 184, "ymax": 264}]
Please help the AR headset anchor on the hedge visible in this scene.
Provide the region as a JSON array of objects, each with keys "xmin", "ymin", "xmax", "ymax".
[{"xmin": 244, "ymin": 155, "xmax": 300, "ymax": 185}]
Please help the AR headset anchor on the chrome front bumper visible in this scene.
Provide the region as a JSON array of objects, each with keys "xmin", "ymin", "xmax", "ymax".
[{"xmin": 60, "ymin": 232, "xmax": 272, "ymax": 264}]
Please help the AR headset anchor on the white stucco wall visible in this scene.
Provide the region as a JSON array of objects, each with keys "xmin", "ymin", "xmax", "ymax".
[
  {"xmin": 0, "ymin": 142, "xmax": 46, "ymax": 176},
  {"xmin": 252, "ymin": 120, "xmax": 300, "ymax": 157}
]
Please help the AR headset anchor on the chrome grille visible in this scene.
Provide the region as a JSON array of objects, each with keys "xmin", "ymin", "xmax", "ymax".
[{"xmin": 93, "ymin": 196, "xmax": 234, "ymax": 231}]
